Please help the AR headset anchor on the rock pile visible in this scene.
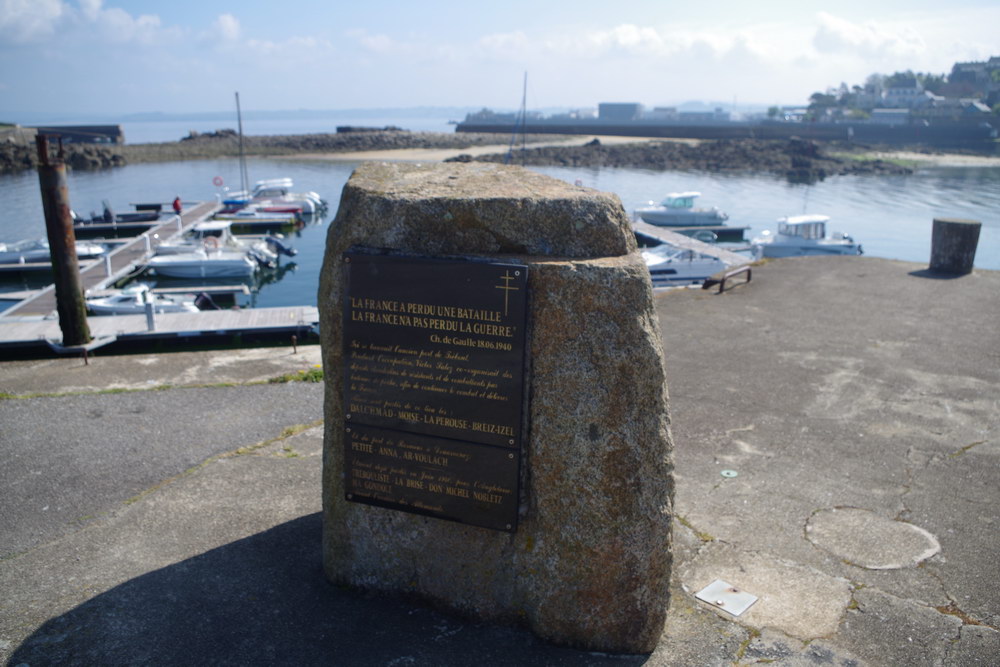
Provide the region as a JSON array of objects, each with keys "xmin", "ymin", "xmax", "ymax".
[
  {"xmin": 451, "ymin": 137, "xmax": 914, "ymax": 183},
  {"xmin": 0, "ymin": 143, "xmax": 125, "ymax": 175}
]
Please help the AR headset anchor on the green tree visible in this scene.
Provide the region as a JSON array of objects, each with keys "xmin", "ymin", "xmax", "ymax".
[
  {"xmin": 767, "ymin": 106, "xmax": 781, "ymax": 119},
  {"xmin": 884, "ymin": 70, "xmax": 917, "ymax": 88}
]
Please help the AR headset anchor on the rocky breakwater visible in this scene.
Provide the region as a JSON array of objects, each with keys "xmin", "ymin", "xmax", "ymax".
[
  {"xmin": 449, "ymin": 137, "xmax": 913, "ymax": 183},
  {"xmin": 0, "ymin": 141, "xmax": 125, "ymax": 176},
  {"xmin": 122, "ymin": 128, "xmax": 560, "ymax": 164}
]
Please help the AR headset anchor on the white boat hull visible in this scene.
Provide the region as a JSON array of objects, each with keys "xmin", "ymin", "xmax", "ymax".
[
  {"xmin": 642, "ymin": 246, "xmax": 727, "ymax": 285},
  {"xmin": 754, "ymin": 241, "xmax": 862, "ymax": 258},
  {"xmin": 145, "ymin": 250, "xmax": 256, "ymax": 278},
  {"xmin": 0, "ymin": 240, "xmax": 106, "ymax": 264},
  {"xmin": 637, "ymin": 209, "xmax": 729, "ymax": 226},
  {"xmin": 86, "ymin": 285, "xmax": 199, "ymax": 315}
]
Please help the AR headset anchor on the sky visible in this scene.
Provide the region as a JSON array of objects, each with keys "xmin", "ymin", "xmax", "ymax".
[{"xmin": 1, "ymin": 0, "xmax": 998, "ymax": 118}]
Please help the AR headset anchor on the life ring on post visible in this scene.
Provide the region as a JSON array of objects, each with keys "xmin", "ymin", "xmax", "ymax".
[{"xmin": 212, "ymin": 176, "xmax": 224, "ymax": 187}]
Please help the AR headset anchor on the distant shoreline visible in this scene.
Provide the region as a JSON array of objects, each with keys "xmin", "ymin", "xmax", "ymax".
[
  {"xmin": 3, "ymin": 129, "xmax": 999, "ymax": 176},
  {"xmin": 121, "ymin": 131, "xmax": 1000, "ymax": 170}
]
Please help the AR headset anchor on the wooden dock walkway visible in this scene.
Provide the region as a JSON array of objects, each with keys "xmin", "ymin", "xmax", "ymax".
[
  {"xmin": 1, "ymin": 202, "xmax": 220, "ymax": 319},
  {"xmin": 0, "ymin": 306, "xmax": 318, "ymax": 352},
  {"xmin": 632, "ymin": 220, "xmax": 752, "ymax": 268}
]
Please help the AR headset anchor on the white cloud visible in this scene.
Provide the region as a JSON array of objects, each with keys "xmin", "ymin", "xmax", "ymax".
[
  {"xmin": 214, "ymin": 13, "xmax": 240, "ymax": 42},
  {"xmin": 94, "ymin": 6, "xmax": 164, "ymax": 43},
  {"xmin": 0, "ymin": 0, "xmax": 65, "ymax": 42},
  {"xmin": 478, "ymin": 30, "xmax": 529, "ymax": 57},
  {"xmin": 78, "ymin": 0, "xmax": 101, "ymax": 21},
  {"xmin": 346, "ymin": 28, "xmax": 404, "ymax": 55},
  {"xmin": 813, "ymin": 12, "xmax": 925, "ymax": 58}
]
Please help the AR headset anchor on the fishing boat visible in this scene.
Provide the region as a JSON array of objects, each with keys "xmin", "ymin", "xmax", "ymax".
[
  {"xmin": 635, "ymin": 192, "xmax": 729, "ymax": 226},
  {"xmin": 144, "ymin": 246, "xmax": 257, "ymax": 279},
  {"xmin": 642, "ymin": 244, "xmax": 727, "ymax": 286},
  {"xmin": 0, "ymin": 239, "xmax": 107, "ymax": 264},
  {"xmin": 86, "ymin": 284, "xmax": 199, "ymax": 315},
  {"xmin": 751, "ymin": 215, "xmax": 862, "ymax": 258},
  {"xmin": 155, "ymin": 220, "xmax": 295, "ymax": 260}
]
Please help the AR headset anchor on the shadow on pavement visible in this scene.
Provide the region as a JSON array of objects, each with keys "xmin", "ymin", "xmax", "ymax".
[
  {"xmin": 10, "ymin": 514, "xmax": 642, "ymax": 667},
  {"xmin": 907, "ymin": 268, "xmax": 971, "ymax": 280}
]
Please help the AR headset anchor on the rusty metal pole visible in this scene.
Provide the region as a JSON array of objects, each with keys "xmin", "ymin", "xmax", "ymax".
[{"xmin": 36, "ymin": 135, "xmax": 92, "ymax": 346}]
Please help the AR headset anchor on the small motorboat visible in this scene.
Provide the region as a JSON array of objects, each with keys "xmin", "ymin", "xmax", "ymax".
[
  {"xmin": 751, "ymin": 215, "xmax": 862, "ymax": 258},
  {"xmin": 635, "ymin": 192, "xmax": 729, "ymax": 226},
  {"xmin": 155, "ymin": 221, "xmax": 295, "ymax": 260},
  {"xmin": 86, "ymin": 284, "xmax": 199, "ymax": 315},
  {"xmin": 0, "ymin": 239, "xmax": 107, "ymax": 264},
  {"xmin": 641, "ymin": 244, "xmax": 727, "ymax": 286},
  {"xmin": 213, "ymin": 206, "xmax": 301, "ymax": 225},
  {"xmin": 144, "ymin": 247, "xmax": 257, "ymax": 278},
  {"xmin": 222, "ymin": 178, "xmax": 327, "ymax": 213}
]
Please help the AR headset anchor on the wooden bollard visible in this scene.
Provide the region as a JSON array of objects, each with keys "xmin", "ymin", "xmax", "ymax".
[
  {"xmin": 930, "ymin": 218, "xmax": 981, "ymax": 275},
  {"xmin": 36, "ymin": 135, "xmax": 92, "ymax": 347}
]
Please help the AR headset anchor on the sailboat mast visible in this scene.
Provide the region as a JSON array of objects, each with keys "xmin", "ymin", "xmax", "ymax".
[
  {"xmin": 235, "ymin": 91, "xmax": 249, "ymax": 196},
  {"xmin": 505, "ymin": 71, "xmax": 528, "ymax": 165},
  {"xmin": 520, "ymin": 71, "xmax": 527, "ymax": 161}
]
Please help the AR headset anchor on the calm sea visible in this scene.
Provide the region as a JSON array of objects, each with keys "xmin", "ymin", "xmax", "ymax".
[{"xmin": 1, "ymin": 135, "xmax": 997, "ymax": 310}]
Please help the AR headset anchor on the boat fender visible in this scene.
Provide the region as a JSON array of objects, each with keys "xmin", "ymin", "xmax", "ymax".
[{"xmin": 265, "ymin": 235, "xmax": 298, "ymax": 257}]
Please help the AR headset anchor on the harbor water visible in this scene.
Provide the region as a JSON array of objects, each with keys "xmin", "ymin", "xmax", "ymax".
[{"xmin": 1, "ymin": 155, "xmax": 998, "ymax": 311}]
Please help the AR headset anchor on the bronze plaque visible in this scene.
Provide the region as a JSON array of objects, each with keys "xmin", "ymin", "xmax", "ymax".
[
  {"xmin": 345, "ymin": 424, "xmax": 519, "ymax": 531},
  {"xmin": 342, "ymin": 252, "xmax": 528, "ymax": 531}
]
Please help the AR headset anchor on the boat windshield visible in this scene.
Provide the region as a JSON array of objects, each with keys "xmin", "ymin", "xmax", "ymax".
[
  {"xmin": 662, "ymin": 196, "xmax": 695, "ymax": 209},
  {"xmin": 643, "ymin": 246, "xmax": 710, "ymax": 263},
  {"xmin": 778, "ymin": 221, "xmax": 826, "ymax": 239}
]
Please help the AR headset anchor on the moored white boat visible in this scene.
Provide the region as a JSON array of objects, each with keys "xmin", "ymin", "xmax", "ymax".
[
  {"xmin": 155, "ymin": 221, "xmax": 295, "ymax": 264},
  {"xmin": 0, "ymin": 239, "xmax": 107, "ymax": 264},
  {"xmin": 636, "ymin": 192, "xmax": 729, "ymax": 226},
  {"xmin": 751, "ymin": 215, "xmax": 862, "ymax": 258},
  {"xmin": 221, "ymin": 178, "xmax": 326, "ymax": 215},
  {"xmin": 213, "ymin": 206, "xmax": 301, "ymax": 225},
  {"xmin": 86, "ymin": 284, "xmax": 199, "ymax": 315},
  {"xmin": 145, "ymin": 247, "xmax": 257, "ymax": 278},
  {"xmin": 641, "ymin": 244, "xmax": 727, "ymax": 286}
]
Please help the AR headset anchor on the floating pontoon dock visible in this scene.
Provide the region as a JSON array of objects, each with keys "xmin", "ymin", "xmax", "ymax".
[
  {"xmin": 3, "ymin": 202, "xmax": 220, "ymax": 319},
  {"xmin": 0, "ymin": 305, "xmax": 318, "ymax": 355},
  {"xmin": 0, "ymin": 201, "xmax": 319, "ymax": 356}
]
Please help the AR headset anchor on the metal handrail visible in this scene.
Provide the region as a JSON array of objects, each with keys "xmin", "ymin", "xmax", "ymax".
[{"xmin": 703, "ymin": 265, "xmax": 752, "ymax": 294}]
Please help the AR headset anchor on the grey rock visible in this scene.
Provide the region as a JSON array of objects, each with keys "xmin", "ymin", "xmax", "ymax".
[{"xmin": 318, "ymin": 162, "xmax": 672, "ymax": 653}]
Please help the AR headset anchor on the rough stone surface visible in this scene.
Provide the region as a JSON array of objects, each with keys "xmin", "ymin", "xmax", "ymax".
[
  {"xmin": 806, "ymin": 507, "xmax": 941, "ymax": 570},
  {"xmin": 317, "ymin": 162, "xmax": 672, "ymax": 653},
  {"xmin": 326, "ymin": 161, "xmax": 636, "ymax": 259}
]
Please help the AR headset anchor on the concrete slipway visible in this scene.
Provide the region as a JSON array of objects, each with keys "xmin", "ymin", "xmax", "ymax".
[{"xmin": 1, "ymin": 256, "xmax": 997, "ymax": 666}]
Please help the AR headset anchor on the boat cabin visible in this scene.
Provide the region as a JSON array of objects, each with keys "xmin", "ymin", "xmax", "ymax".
[
  {"xmin": 777, "ymin": 215, "xmax": 831, "ymax": 239},
  {"xmin": 188, "ymin": 221, "xmax": 237, "ymax": 243},
  {"xmin": 660, "ymin": 192, "xmax": 701, "ymax": 209}
]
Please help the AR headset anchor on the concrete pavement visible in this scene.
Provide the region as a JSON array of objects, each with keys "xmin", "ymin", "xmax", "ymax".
[{"xmin": 1, "ymin": 256, "xmax": 997, "ymax": 665}]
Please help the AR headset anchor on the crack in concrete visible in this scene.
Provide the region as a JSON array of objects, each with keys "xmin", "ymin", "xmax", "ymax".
[{"xmin": 948, "ymin": 439, "xmax": 989, "ymax": 458}]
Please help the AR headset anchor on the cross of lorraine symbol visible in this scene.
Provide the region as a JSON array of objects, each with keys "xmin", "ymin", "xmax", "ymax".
[{"xmin": 495, "ymin": 270, "xmax": 519, "ymax": 316}]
